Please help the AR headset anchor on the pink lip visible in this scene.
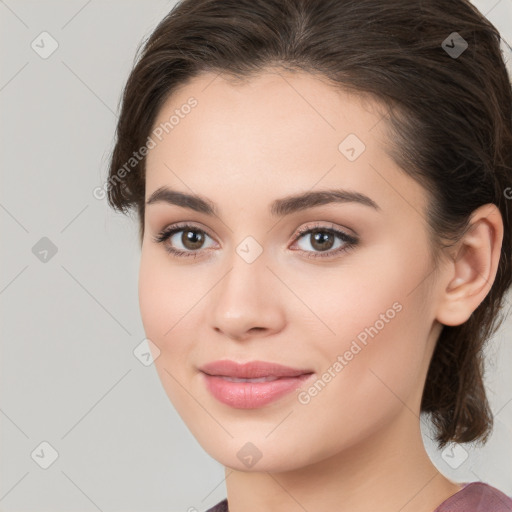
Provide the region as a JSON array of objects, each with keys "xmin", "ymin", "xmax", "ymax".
[{"xmin": 199, "ymin": 360, "xmax": 314, "ymax": 409}]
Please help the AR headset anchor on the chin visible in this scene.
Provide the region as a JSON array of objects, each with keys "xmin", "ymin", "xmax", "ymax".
[{"xmin": 194, "ymin": 432, "xmax": 325, "ymax": 473}]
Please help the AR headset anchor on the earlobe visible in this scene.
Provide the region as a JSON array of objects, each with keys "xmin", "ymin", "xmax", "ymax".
[{"xmin": 435, "ymin": 204, "xmax": 503, "ymax": 327}]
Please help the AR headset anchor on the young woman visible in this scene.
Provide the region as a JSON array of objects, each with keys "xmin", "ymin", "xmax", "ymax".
[{"xmin": 106, "ymin": 0, "xmax": 512, "ymax": 510}]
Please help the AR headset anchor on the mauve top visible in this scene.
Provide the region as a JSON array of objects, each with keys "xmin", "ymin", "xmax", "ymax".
[{"xmin": 204, "ymin": 482, "xmax": 512, "ymax": 512}]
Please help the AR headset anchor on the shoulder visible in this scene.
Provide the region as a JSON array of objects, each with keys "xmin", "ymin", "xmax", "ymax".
[
  {"xmin": 435, "ymin": 482, "xmax": 512, "ymax": 512},
  {"xmin": 203, "ymin": 498, "xmax": 228, "ymax": 512}
]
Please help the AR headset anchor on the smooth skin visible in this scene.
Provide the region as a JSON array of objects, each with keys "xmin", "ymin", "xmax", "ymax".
[{"xmin": 138, "ymin": 69, "xmax": 504, "ymax": 512}]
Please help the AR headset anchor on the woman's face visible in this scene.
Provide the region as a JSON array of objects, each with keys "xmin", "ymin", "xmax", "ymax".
[{"xmin": 139, "ymin": 70, "xmax": 447, "ymax": 471}]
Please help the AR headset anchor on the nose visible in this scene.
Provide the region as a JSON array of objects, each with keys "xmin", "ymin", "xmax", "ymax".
[{"xmin": 207, "ymin": 251, "xmax": 286, "ymax": 342}]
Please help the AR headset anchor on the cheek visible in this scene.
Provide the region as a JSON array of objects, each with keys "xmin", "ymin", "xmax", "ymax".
[
  {"xmin": 305, "ymin": 245, "xmax": 433, "ymax": 403},
  {"xmin": 138, "ymin": 253, "xmax": 172, "ymax": 340},
  {"xmin": 138, "ymin": 251, "xmax": 197, "ymax": 404},
  {"xmin": 138, "ymin": 250, "xmax": 199, "ymax": 408},
  {"xmin": 138, "ymin": 248, "xmax": 201, "ymax": 342},
  {"xmin": 138, "ymin": 248, "xmax": 220, "ymax": 380},
  {"xmin": 288, "ymin": 298, "xmax": 429, "ymax": 458}
]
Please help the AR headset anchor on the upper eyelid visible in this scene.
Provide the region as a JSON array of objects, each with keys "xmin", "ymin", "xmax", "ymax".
[
  {"xmin": 165, "ymin": 222, "xmax": 217, "ymax": 241},
  {"xmin": 157, "ymin": 222, "xmax": 356, "ymax": 245},
  {"xmin": 294, "ymin": 222, "xmax": 355, "ymax": 237}
]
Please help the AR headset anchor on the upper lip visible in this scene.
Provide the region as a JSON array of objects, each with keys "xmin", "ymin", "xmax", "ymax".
[{"xmin": 199, "ymin": 360, "xmax": 313, "ymax": 379}]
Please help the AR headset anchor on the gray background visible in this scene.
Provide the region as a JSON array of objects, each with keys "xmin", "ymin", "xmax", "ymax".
[{"xmin": 1, "ymin": 1, "xmax": 511, "ymax": 511}]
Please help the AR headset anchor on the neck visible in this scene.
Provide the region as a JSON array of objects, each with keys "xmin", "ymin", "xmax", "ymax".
[{"xmin": 224, "ymin": 410, "xmax": 462, "ymax": 512}]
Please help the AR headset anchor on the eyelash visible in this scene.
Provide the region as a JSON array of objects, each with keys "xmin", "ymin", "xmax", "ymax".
[{"xmin": 152, "ymin": 222, "xmax": 358, "ymax": 260}]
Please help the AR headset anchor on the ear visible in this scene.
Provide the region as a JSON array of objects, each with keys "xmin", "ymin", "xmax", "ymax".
[{"xmin": 435, "ymin": 203, "xmax": 504, "ymax": 327}]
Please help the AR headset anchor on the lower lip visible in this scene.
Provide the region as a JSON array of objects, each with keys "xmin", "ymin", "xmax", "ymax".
[{"xmin": 201, "ymin": 372, "xmax": 314, "ymax": 409}]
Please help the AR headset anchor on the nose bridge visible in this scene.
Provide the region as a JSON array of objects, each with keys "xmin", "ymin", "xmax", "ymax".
[
  {"xmin": 220, "ymin": 228, "xmax": 269, "ymax": 293},
  {"xmin": 218, "ymin": 241, "xmax": 270, "ymax": 311},
  {"xmin": 208, "ymin": 237, "xmax": 284, "ymax": 339}
]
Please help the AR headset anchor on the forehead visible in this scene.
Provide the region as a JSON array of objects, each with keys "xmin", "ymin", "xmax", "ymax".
[
  {"xmin": 144, "ymin": 70, "xmax": 428, "ymax": 218},
  {"xmin": 148, "ymin": 70, "xmax": 384, "ymax": 156}
]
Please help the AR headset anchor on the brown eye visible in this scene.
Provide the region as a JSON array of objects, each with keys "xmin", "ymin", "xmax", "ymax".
[
  {"xmin": 308, "ymin": 229, "xmax": 336, "ymax": 252},
  {"xmin": 181, "ymin": 229, "xmax": 206, "ymax": 250},
  {"xmin": 292, "ymin": 224, "xmax": 359, "ymax": 259},
  {"xmin": 153, "ymin": 224, "xmax": 216, "ymax": 258}
]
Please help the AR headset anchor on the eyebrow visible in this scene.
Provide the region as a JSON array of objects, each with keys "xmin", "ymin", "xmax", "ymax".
[{"xmin": 145, "ymin": 185, "xmax": 380, "ymax": 216}]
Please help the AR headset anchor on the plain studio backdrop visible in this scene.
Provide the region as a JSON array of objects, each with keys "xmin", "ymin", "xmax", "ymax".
[{"xmin": 1, "ymin": 1, "xmax": 512, "ymax": 511}]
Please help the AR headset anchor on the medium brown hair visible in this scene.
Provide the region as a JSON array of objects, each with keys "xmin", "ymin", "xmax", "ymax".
[{"xmin": 106, "ymin": 0, "xmax": 512, "ymax": 448}]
